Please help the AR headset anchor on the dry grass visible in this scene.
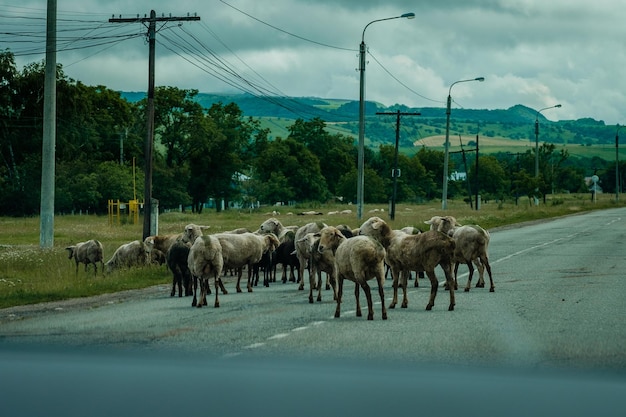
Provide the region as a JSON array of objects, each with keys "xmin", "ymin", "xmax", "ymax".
[{"xmin": 0, "ymin": 193, "xmax": 621, "ymax": 309}]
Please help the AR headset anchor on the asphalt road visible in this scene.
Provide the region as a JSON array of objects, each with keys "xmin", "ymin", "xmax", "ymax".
[
  {"xmin": 2, "ymin": 208, "xmax": 626, "ymax": 369},
  {"xmin": 2, "ymin": 208, "xmax": 626, "ymax": 416}
]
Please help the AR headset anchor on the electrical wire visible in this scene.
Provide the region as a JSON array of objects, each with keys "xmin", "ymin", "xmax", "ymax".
[{"xmin": 0, "ymin": 3, "xmax": 437, "ymax": 125}]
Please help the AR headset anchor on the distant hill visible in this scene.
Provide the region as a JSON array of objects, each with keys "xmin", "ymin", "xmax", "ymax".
[{"xmin": 120, "ymin": 91, "xmax": 617, "ymax": 150}]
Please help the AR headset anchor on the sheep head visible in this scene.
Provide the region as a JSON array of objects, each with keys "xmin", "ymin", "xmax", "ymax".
[
  {"xmin": 182, "ymin": 224, "xmax": 210, "ymax": 244},
  {"xmin": 65, "ymin": 246, "xmax": 76, "ymax": 259},
  {"xmin": 259, "ymin": 218, "xmax": 280, "ymax": 234},
  {"xmin": 358, "ymin": 216, "xmax": 391, "ymax": 247},
  {"xmin": 317, "ymin": 226, "xmax": 346, "ymax": 255}
]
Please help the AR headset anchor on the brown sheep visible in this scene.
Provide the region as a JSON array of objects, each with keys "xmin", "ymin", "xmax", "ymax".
[
  {"xmin": 359, "ymin": 216, "xmax": 456, "ymax": 311},
  {"xmin": 187, "ymin": 235, "xmax": 224, "ymax": 308},
  {"xmin": 65, "ymin": 239, "xmax": 104, "ymax": 276},
  {"xmin": 317, "ymin": 226, "xmax": 387, "ymax": 320},
  {"xmin": 144, "ymin": 233, "xmax": 181, "ymax": 257}
]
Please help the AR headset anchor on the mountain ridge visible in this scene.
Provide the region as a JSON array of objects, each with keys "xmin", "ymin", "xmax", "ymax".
[{"xmin": 120, "ymin": 91, "xmax": 616, "ymax": 147}]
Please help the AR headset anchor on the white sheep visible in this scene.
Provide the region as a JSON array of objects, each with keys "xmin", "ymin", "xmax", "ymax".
[
  {"xmin": 359, "ymin": 216, "xmax": 457, "ymax": 311},
  {"xmin": 450, "ymin": 225, "xmax": 494, "ymax": 292},
  {"xmin": 428, "ymin": 217, "xmax": 494, "ymax": 292},
  {"xmin": 257, "ymin": 217, "xmax": 298, "ymax": 241},
  {"xmin": 423, "ymin": 215, "xmax": 460, "ymax": 232},
  {"xmin": 65, "ymin": 239, "xmax": 104, "ymax": 276},
  {"xmin": 104, "ymin": 240, "xmax": 148, "ymax": 273},
  {"xmin": 297, "ymin": 231, "xmax": 337, "ymax": 303},
  {"xmin": 187, "ymin": 234, "xmax": 224, "ymax": 308},
  {"xmin": 294, "ymin": 221, "xmax": 327, "ymax": 291},
  {"xmin": 215, "ymin": 232, "xmax": 280, "ymax": 293},
  {"xmin": 317, "ymin": 226, "xmax": 387, "ymax": 320},
  {"xmin": 182, "ymin": 224, "xmax": 280, "ymax": 294},
  {"xmin": 181, "ymin": 224, "xmax": 211, "ymax": 245}
]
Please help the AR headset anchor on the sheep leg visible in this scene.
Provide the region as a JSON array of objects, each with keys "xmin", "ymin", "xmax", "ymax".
[
  {"xmin": 400, "ymin": 270, "xmax": 409, "ymax": 309},
  {"xmin": 316, "ymin": 271, "xmax": 323, "ymax": 302},
  {"xmin": 376, "ymin": 266, "xmax": 388, "ymax": 320},
  {"xmin": 235, "ymin": 268, "xmax": 243, "ymax": 293},
  {"xmin": 442, "ymin": 262, "xmax": 456, "ymax": 311},
  {"xmin": 217, "ymin": 278, "xmax": 228, "ymax": 294},
  {"xmin": 464, "ymin": 261, "xmax": 474, "ymax": 292},
  {"xmin": 214, "ymin": 275, "xmax": 220, "ymax": 308},
  {"xmin": 329, "ymin": 273, "xmax": 338, "ymax": 301},
  {"xmin": 197, "ymin": 278, "xmax": 207, "ymax": 308},
  {"xmin": 170, "ymin": 270, "xmax": 178, "ymax": 297},
  {"xmin": 334, "ymin": 277, "xmax": 344, "ymax": 318},
  {"xmin": 481, "ymin": 256, "xmax": 495, "ymax": 292},
  {"xmin": 308, "ymin": 265, "xmax": 316, "ymax": 304},
  {"xmin": 191, "ymin": 275, "xmax": 198, "ymax": 307},
  {"xmin": 298, "ymin": 264, "xmax": 307, "ymax": 291},
  {"xmin": 246, "ymin": 266, "xmax": 254, "ymax": 292},
  {"xmin": 425, "ymin": 269, "xmax": 438, "ymax": 311},
  {"xmin": 325, "ymin": 273, "xmax": 331, "ymax": 291},
  {"xmin": 413, "ymin": 270, "xmax": 420, "ymax": 288},
  {"xmin": 354, "ymin": 283, "xmax": 362, "ymax": 317},
  {"xmin": 201, "ymin": 278, "xmax": 208, "ymax": 306},
  {"xmin": 389, "ymin": 267, "xmax": 400, "ymax": 309},
  {"xmin": 361, "ymin": 282, "xmax": 374, "ymax": 320},
  {"xmin": 473, "ymin": 259, "xmax": 485, "ymax": 288}
]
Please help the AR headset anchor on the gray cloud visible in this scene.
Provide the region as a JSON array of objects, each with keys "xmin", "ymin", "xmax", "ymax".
[{"xmin": 2, "ymin": 0, "xmax": 625, "ymax": 124}]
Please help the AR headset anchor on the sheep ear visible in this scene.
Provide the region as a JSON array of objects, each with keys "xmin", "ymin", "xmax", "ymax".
[
  {"xmin": 313, "ymin": 232, "xmax": 321, "ymax": 238},
  {"xmin": 201, "ymin": 225, "xmax": 210, "ymax": 230}
]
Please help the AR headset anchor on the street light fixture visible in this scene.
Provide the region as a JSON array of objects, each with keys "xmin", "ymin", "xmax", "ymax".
[
  {"xmin": 357, "ymin": 12, "xmax": 415, "ymax": 221},
  {"xmin": 441, "ymin": 77, "xmax": 485, "ymax": 210},
  {"xmin": 534, "ymin": 104, "xmax": 562, "ymax": 205}
]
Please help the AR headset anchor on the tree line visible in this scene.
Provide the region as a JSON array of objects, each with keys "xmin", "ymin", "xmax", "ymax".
[{"xmin": 1, "ymin": 51, "xmax": 622, "ymax": 216}]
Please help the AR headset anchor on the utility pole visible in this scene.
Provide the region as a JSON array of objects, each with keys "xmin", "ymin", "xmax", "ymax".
[
  {"xmin": 475, "ymin": 122, "xmax": 480, "ymax": 210},
  {"xmin": 376, "ymin": 110, "xmax": 420, "ymax": 220},
  {"xmin": 109, "ymin": 11, "xmax": 200, "ymax": 240},
  {"xmin": 40, "ymin": 0, "xmax": 56, "ymax": 249},
  {"xmin": 458, "ymin": 136, "xmax": 473, "ymax": 209}
]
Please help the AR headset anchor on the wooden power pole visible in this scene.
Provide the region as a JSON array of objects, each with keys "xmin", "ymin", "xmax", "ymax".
[
  {"xmin": 376, "ymin": 110, "xmax": 420, "ymax": 220},
  {"xmin": 109, "ymin": 11, "xmax": 200, "ymax": 240}
]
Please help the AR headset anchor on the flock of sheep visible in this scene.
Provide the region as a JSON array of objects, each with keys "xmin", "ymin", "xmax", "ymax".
[{"xmin": 65, "ymin": 214, "xmax": 494, "ymax": 320}]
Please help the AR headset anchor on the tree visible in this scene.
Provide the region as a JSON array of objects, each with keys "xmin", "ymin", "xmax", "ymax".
[
  {"xmin": 288, "ymin": 118, "xmax": 356, "ymax": 196},
  {"xmin": 255, "ymin": 137, "xmax": 328, "ymax": 204},
  {"xmin": 469, "ymin": 155, "xmax": 507, "ymax": 200}
]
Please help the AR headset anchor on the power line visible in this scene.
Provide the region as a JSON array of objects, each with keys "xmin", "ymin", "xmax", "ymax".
[
  {"xmin": 218, "ymin": 0, "xmax": 356, "ymax": 52},
  {"xmin": 367, "ymin": 50, "xmax": 443, "ymax": 105}
]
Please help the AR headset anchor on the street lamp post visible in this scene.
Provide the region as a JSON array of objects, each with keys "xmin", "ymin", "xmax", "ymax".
[
  {"xmin": 441, "ymin": 77, "xmax": 484, "ymax": 210},
  {"xmin": 616, "ymin": 124, "xmax": 622, "ymax": 202},
  {"xmin": 534, "ymin": 104, "xmax": 561, "ymax": 205},
  {"xmin": 357, "ymin": 12, "xmax": 415, "ymax": 221}
]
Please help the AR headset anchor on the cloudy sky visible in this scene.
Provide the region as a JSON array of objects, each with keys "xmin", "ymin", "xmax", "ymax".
[{"xmin": 1, "ymin": 0, "xmax": 625, "ymax": 124}]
